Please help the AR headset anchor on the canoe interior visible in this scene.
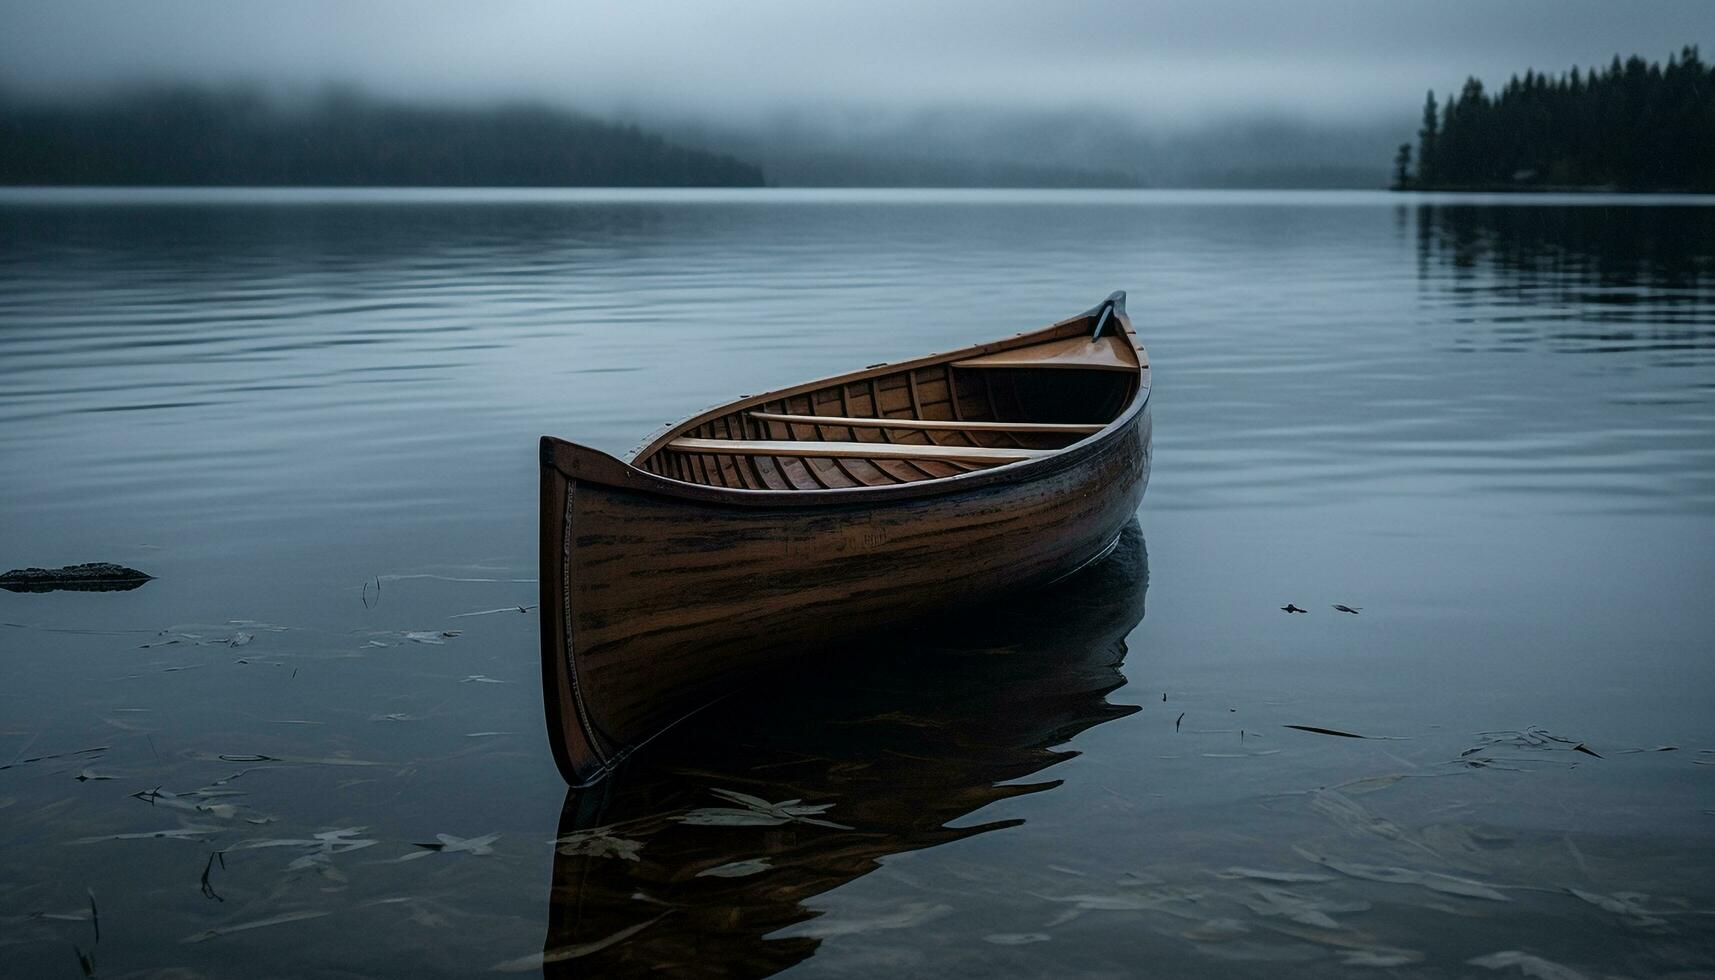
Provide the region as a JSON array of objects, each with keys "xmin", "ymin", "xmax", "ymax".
[{"xmin": 636, "ymin": 359, "xmax": 1139, "ymax": 489}]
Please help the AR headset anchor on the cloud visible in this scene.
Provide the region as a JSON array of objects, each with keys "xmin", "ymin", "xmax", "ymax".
[{"xmin": 2, "ymin": 0, "xmax": 1708, "ymax": 125}]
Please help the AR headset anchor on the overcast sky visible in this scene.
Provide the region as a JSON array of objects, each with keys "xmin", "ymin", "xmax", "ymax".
[{"xmin": 2, "ymin": 0, "xmax": 1710, "ymax": 126}]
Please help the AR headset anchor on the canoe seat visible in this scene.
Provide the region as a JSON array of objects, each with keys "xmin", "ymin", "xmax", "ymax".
[
  {"xmin": 951, "ymin": 334, "xmax": 1139, "ymax": 373},
  {"xmin": 666, "ymin": 437, "xmax": 1049, "ymax": 464},
  {"xmin": 747, "ymin": 411, "xmax": 1103, "ymax": 435}
]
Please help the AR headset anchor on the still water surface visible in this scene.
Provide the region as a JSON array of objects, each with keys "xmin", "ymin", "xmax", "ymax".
[{"xmin": 2, "ymin": 189, "xmax": 1713, "ymax": 977}]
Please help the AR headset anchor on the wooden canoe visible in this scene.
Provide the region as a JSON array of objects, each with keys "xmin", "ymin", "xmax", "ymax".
[{"xmin": 539, "ymin": 291, "xmax": 1152, "ymax": 785}]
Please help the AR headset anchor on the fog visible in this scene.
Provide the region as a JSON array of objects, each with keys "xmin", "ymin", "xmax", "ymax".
[{"xmin": 3, "ymin": 0, "xmax": 1709, "ymax": 186}]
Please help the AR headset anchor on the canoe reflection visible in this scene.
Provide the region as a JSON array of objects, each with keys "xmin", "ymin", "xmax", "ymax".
[{"xmin": 540, "ymin": 520, "xmax": 1149, "ymax": 977}]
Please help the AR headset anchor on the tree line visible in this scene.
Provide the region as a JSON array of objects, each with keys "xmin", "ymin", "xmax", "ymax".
[
  {"xmin": 1395, "ymin": 46, "xmax": 1714, "ymax": 192},
  {"xmin": 0, "ymin": 87, "xmax": 766, "ymax": 187}
]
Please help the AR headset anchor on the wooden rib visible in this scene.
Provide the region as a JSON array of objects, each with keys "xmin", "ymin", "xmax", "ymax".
[
  {"xmin": 799, "ymin": 457, "xmax": 839, "ymax": 489},
  {"xmin": 746, "ymin": 411, "xmax": 1100, "ymax": 435},
  {"xmin": 773, "ymin": 454, "xmax": 821, "ymax": 491},
  {"xmin": 723, "ymin": 415, "xmax": 766, "ymax": 489},
  {"xmin": 755, "ymin": 401, "xmax": 794, "ymax": 487},
  {"xmin": 801, "ymin": 393, "xmax": 874, "ymax": 487},
  {"xmin": 864, "ymin": 377, "xmax": 939, "ymax": 482},
  {"xmin": 819, "ymin": 390, "xmax": 867, "ymax": 478},
  {"xmin": 690, "ymin": 451, "xmax": 715, "ymax": 487},
  {"xmin": 945, "ymin": 365, "xmax": 964, "ymax": 421},
  {"xmin": 666, "ymin": 438, "xmax": 1049, "ymax": 463}
]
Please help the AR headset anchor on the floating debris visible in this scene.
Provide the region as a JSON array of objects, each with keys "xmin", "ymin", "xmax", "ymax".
[
  {"xmin": 132, "ymin": 788, "xmax": 245, "ymax": 821},
  {"xmin": 74, "ymin": 769, "xmax": 114, "ymax": 782},
  {"xmin": 410, "ymin": 832, "xmax": 499, "ymax": 857},
  {"xmin": 450, "ymin": 605, "xmax": 537, "ymax": 618},
  {"xmin": 984, "ymin": 932, "xmax": 1051, "ymax": 945},
  {"xmin": 1, "ymin": 745, "xmax": 109, "ymax": 771},
  {"xmin": 1332, "ymin": 604, "xmax": 1361, "ymax": 615},
  {"xmin": 697, "ymin": 858, "xmax": 772, "ymax": 878},
  {"xmin": 462, "ymin": 675, "xmax": 505, "ymax": 684},
  {"xmin": 181, "ymin": 909, "xmax": 330, "ymax": 944},
  {"xmin": 1280, "ymin": 604, "xmax": 1308, "ymax": 614},
  {"xmin": 1572, "ymin": 743, "xmax": 1602, "ymax": 759},
  {"xmin": 200, "ymin": 851, "xmax": 226, "ymax": 901},
  {"xmin": 555, "ymin": 827, "xmax": 642, "ymax": 862},
  {"xmin": 678, "ymin": 788, "xmax": 852, "ymax": 830},
  {"xmin": 70, "ymin": 825, "xmax": 221, "ymax": 844},
  {"xmin": 1284, "ymin": 725, "xmax": 1367, "ymax": 739}
]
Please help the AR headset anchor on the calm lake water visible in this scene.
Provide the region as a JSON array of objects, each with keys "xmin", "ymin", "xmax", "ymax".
[{"xmin": 3, "ymin": 188, "xmax": 1713, "ymax": 978}]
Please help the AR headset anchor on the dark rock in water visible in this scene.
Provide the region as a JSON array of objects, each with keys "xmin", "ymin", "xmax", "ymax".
[{"xmin": 0, "ymin": 563, "xmax": 154, "ymax": 593}]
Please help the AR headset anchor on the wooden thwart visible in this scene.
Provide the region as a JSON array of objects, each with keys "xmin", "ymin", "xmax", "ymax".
[
  {"xmin": 666, "ymin": 437, "xmax": 1049, "ymax": 463},
  {"xmin": 747, "ymin": 411, "xmax": 1102, "ymax": 435}
]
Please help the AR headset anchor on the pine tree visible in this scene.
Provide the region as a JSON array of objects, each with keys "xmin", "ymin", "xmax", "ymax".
[
  {"xmin": 1417, "ymin": 91, "xmax": 1439, "ymax": 184},
  {"xmin": 1393, "ymin": 143, "xmax": 1413, "ymax": 189}
]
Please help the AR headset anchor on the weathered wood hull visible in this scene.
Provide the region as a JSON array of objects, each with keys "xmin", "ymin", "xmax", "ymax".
[
  {"xmin": 540, "ymin": 295, "xmax": 1152, "ymax": 785},
  {"xmin": 538, "ymin": 522, "xmax": 1150, "ymax": 975}
]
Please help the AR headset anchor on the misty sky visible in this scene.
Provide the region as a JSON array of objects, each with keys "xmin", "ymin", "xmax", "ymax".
[{"xmin": 3, "ymin": 0, "xmax": 1710, "ymax": 127}]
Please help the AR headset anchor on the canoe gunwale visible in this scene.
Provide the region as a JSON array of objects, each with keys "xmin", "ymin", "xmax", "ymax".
[{"xmin": 541, "ymin": 307, "xmax": 1149, "ymax": 510}]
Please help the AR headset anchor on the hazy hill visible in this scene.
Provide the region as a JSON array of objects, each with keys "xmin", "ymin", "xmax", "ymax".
[{"xmin": 0, "ymin": 87, "xmax": 766, "ymax": 187}]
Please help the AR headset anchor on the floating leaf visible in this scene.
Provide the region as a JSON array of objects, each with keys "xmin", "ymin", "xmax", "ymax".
[
  {"xmin": 678, "ymin": 789, "xmax": 852, "ymax": 830},
  {"xmin": 555, "ymin": 828, "xmax": 642, "ymax": 862}
]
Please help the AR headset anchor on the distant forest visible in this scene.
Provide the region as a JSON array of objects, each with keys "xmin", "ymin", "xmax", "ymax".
[
  {"xmin": 0, "ymin": 87, "xmax": 766, "ymax": 187},
  {"xmin": 1396, "ymin": 46, "xmax": 1714, "ymax": 192}
]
